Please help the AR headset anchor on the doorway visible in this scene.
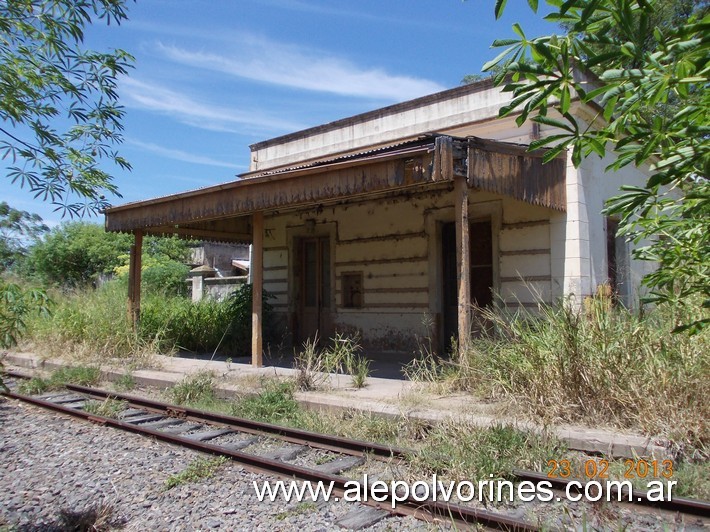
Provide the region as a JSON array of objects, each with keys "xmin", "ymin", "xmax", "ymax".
[
  {"xmin": 296, "ymin": 237, "xmax": 331, "ymax": 343},
  {"xmin": 441, "ymin": 220, "xmax": 493, "ymax": 350}
]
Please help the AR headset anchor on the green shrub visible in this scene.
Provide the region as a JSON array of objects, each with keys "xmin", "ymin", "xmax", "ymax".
[
  {"xmin": 141, "ymin": 258, "xmax": 190, "ymax": 296},
  {"xmin": 25, "ymin": 222, "xmax": 131, "ymax": 287},
  {"xmin": 0, "ymin": 279, "xmax": 51, "ymax": 348},
  {"xmin": 224, "ymin": 284, "xmax": 274, "ymax": 355},
  {"xmin": 23, "ymin": 281, "xmax": 273, "ymax": 359},
  {"xmin": 169, "ymin": 371, "xmax": 217, "ymax": 405},
  {"xmin": 25, "ymin": 222, "xmax": 191, "ymax": 291},
  {"xmin": 139, "ymin": 284, "xmax": 273, "ymax": 356},
  {"xmin": 140, "ymin": 296, "xmax": 232, "ymax": 353},
  {"xmin": 232, "ymin": 380, "xmax": 302, "ymax": 424}
]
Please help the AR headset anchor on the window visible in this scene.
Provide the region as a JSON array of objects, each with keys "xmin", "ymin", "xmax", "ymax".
[
  {"xmin": 606, "ymin": 218, "xmax": 630, "ymax": 305},
  {"xmin": 342, "ymin": 272, "xmax": 363, "ymax": 308}
]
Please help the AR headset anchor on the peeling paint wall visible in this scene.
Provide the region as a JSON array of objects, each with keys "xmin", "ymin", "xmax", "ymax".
[{"xmin": 261, "ymin": 185, "xmax": 554, "ymax": 352}]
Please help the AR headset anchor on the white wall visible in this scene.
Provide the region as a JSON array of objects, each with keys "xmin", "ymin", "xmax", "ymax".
[
  {"xmin": 577, "ymin": 151, "xmax": 655, "ymax": 305},
  {"xmin": 249, "ymin": 83, "xmax": 517, "ymax": 171},
  {"xmin": 261, "ymin": 188, "xmax": 555, "ymax": 351},
  {"xmin": 250, "ymin": 82, "xmax": 654, "ymax": 318}
]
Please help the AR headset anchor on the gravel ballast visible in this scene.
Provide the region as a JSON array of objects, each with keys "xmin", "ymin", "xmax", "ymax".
[{"xmin": 0, "ymin": 399, "xmax": 425, "ymax": 531}]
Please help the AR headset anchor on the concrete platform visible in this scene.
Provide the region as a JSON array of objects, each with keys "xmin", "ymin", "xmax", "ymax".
[{"xmin": 3, "ymin": 351, "xmax": 670, "ymax": 459}]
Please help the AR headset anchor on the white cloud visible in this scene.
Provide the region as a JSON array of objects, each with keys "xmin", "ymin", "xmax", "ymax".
[
  {"xmin": 127, "ymin": 138, "xmax": 245, "ymax": 170},
  {"xmin": 120, "ymin": 77, "xmax": 304, "ymax": 133},
  {"xmin": 156, "ymin": 38, "xmax": 446, "ymax": 101}
]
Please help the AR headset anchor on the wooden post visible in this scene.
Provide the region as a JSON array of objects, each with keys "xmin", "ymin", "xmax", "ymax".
[
  {"xmin": 127, "ymin": 230, "xmax": 143, "ymax": 330},
  {"xmin": 454, "ymin": 175, "xmax": 470, "ymax": 354},
  {"xmin": 251, "ymin": 211, "xmax": 264, "ymax": 367}
]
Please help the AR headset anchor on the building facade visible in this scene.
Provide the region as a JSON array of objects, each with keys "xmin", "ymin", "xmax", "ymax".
[{"xmin": 105, "ymin": 79, "xmax": 653, "ymax": 361}]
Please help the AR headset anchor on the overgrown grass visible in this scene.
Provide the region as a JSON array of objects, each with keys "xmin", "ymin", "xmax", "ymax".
[
  {"xmin": 409, "ymin": 300, "xmax": 709, "ymax": 449},
  {"xmin": 17, "ymin": 376, "xmax": 50, "ymax": 395},
  {"xmin": 293, "ymin": 333, "xmax": 371, "ymax": 390},
  {"xmin": 164, "ymin": 456, "xmax": 228, "ymax": 490},
  {"xmin": 231, "ymin": 380, "xmax": 303, "ymax": 424},
  {"xmin": 21, "ymin": 281, "xmax": 269, "ymax": 361},
  {"xmin": 51, "ymin": 366, "xmax": 102, "ymax": 386},
  {"xmin": 113, "ymin": 373, "xmax": 136, "ymax": 391},
  {"xmin": 407, "ymin": 422, "xmax": 564, "ymax": 485},
  {"xmin": 158, "ymin": 373, "xmax": 709, "ymax": 499},
  {"xmin": 22, "ymin": 282, "xmax": 162, "ymax": 361},
  {"xmin": 169, "ymin": 371, "xmax": 218, "ymax": 407},
  {"xmin": 140, "ymin": 297, "xmax": 235, "ymax": 354},
  {"xmin": 83, "ymin": 398, "xmax": 126, "ymax": 418},
  {"xmin": 17, "ymin": 365, "xmax": 101, "ymax": 394}
]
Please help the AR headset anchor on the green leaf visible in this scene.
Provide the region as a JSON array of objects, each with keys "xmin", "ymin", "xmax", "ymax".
[
  {"xmin": 494, "ymin": 0, "xmax": 509, "ymax": 19},
  {"xmin": 529, "ymin": 134, "xmax": 571, "ymax": 150},
  {"xmin": 559, "ymin": 85, "xmax": 570, "ymax": 114},
  {"xmin": 527, "ymin": 0, "xmax": 539, "ymax": 12},
  {"xmin": 483, "ymin": 47, "xmax": 517, "ymax": 71},
  {"xmin": 533, "ymin": 115, "xmax": 574, "ymax": 132},
  {"xmin": 542, "ymin": 144, "xmax": 567, "ymax": 164}
]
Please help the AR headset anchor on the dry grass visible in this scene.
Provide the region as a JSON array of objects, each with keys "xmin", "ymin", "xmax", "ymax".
[
  {"xmin": 408, "ymin": 299, "xmax": 709, "ymax": 452},
  {"xmin": 20, "ymin": 282, "xmax": 164, "ymax": 365}
]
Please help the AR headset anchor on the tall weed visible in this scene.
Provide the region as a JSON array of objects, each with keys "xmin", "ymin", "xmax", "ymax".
[
  {"xmin": 21, "ymin": 281, "xmax": 271, "ymax": 361},
  {"xmin": 446, "ymin": 300, "xmax": 708, "ymax": 447},
  {"xmin": 169, "ymin": 371, "xmax": 217, "ymax": 406},
  {"xmin": 22, "ymin": 282, "xmax": 159, "ymax": 361},
  {"xmin": 293, "ymin": 333, "xmax": 370, "ymax": 390},
  {"xmin": 408, "ymin": 422, "xmax": 564, "ymax": 485}
]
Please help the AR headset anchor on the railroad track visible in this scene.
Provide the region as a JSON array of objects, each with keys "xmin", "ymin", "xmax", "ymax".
[
  {"xmin": 3, "ymin": 370, "xmax": 709, "ymax": 530},
  {"xmin": 1, "ymin": 371, "xmax": 537, "ymax": 530}
]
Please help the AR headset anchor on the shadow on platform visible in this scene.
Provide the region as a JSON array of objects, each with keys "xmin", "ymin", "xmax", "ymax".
[{"xmin": 175, "ymin": 349, "xmax": 418, "ymax": 380}]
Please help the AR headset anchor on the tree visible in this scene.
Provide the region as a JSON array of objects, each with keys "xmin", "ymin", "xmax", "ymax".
[
  {"xmin": 0, "ymin": 201, "xmax": 48, "ymax": 271},
  {"xmin": 0, "ymin": 1, "xmax": 134, "ymax": 361},
  {"xmin": 26, "ymin": 221, "xmax": 193, "ymax": 292},
  {"xmin": 461, "ymin": 73, "xmax": 488, "ymax": 85},
  {"xmin": 484, "ymin": 0, "xmax": 709, "ymax": 332},
  {"xmin": 26, "ymin": 221, "xmax": 131, "ymax": 286},
  {"xmin": 1, "ymin": 0, "xmax": 133, "ymax": 217}
]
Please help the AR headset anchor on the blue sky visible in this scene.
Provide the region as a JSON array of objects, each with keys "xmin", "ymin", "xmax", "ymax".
[{"xmin": 4, "ymin": 0, "xmax": 560, "ymax": 226}]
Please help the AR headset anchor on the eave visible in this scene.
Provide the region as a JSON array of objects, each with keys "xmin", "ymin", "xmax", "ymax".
[{"xmin": 104, "ymin": 135, "xmax": 565, "ymax": 243}]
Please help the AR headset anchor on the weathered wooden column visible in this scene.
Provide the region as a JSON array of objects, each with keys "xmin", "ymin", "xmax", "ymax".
[
  {"xmin": 251, "ymin": 211, "xmax": 264, "ymax": 367},
  {"xmin": 454, "ymin": 175, "xmax": 470, "ymax": 353},
  {"xmin": 127, "ymin": 230, "xmax": 143, "ymax": 330}
]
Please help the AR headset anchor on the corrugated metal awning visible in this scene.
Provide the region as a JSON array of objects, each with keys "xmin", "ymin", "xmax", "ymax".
[
  {"xmin": 104, "ymin": 136, "xmax": 440, "ymax": 239},
  {"xmin": 468, "ymin": 137, "xmax": 566, "ymax": 211},
  {"xmin": 104, "ymin": 134, "xmax": 566, "ymax": 242}
]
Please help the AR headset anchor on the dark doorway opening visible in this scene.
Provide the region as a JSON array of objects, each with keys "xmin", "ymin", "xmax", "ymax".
[
  {"xmin": 296, "ymin": 237, "xmax": 331, "ymax": 344},
  {"xmin": 441, "ymin": 220, "xmax": 493, "ymax": 352}
]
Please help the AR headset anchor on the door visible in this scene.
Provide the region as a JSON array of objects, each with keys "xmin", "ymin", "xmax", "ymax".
[
  {"xmin": 441, "ymin": 220, "xmax": 493, "ymax": 351},
  {"xmin": 298, "ymin": 237, "xmax": 331, "ymax": 343}
]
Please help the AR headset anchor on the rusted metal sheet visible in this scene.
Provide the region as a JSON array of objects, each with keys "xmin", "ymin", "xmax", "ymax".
[
  {"xmin": 105, "ymin": 135, "xmax": 565, "ymax": 241},
  {"xmin": 432, "ymin": 135, "xmax": 454, "ymax": 181},
  {"xmin": 105, "ymin": 146, "xmax": 436, "ymax": 236},
  {"xmin": 468, "ymin": 137, "xmax": 566, "ymax": 211},
  {"xmin": 146, "ymin": 217, "xmax": 253, "ymax": 243}
]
